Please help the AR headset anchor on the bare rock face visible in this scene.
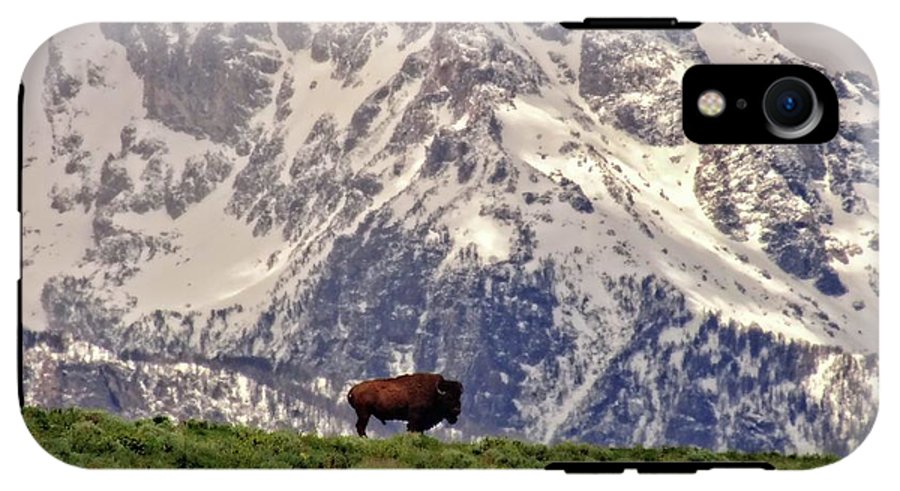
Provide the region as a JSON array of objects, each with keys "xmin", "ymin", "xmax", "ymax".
[
  {"xmin": 695, "ymin": 117, "xmax": 878, "ymax": 298},
  {"xmin": 100, "ymin": 24, "xmax": 283, "ymax": 145},
  {"xmin": 526, "ymin": 23, "xmax": 572, "ymax": 45},
  {"xmin": 579, "ymin": 30, "xmax": 709, "ymax": 146},
  {"xmin": 165, "ymin": 152, "xmax": 233, "ymax": 219},
  {"xmin": 277, "ymin": 23, "xmax": 313, "ymax": 51},
  {"xmin": 309, "ymin": 24, "xmax": 389, "ymax": 85},
  {"xmin": 43, "ymin": 40, "xmax": 82, "ymax": 114}
]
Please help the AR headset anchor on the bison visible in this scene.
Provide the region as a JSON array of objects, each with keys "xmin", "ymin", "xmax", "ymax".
[{"xmin": 347, "ymin": 373, "xmax": 463, "ymax": 437}]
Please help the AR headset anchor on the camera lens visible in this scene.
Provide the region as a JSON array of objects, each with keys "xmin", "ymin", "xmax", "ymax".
[{"xmin": 763, "ymin": 77, "xmax": 822, "ymax": 139}]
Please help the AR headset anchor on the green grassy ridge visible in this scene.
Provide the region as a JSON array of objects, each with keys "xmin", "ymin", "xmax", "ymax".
[{"xmin": 22, "ymin": 406, "xmax": 837, "ymax": 469}]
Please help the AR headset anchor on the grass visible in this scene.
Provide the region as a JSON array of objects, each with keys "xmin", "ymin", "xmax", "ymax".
[{"xmin": 21, "ymin": 406, "xmax": 838, "ymax": 469}]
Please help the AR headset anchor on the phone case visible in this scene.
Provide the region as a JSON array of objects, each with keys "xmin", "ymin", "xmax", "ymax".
[{"xmin": 19, "ymin": 22, "xmax": 878, "ymax": 470}]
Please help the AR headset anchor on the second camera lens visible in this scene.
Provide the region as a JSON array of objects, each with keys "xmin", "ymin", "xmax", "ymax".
[{"xmin": 763, "ymin": 77, "xmax": 822, "ymax": 139}]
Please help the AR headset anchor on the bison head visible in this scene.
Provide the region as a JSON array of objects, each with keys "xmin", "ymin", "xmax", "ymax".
[{"xmin": 435, "ymin": 378, "xmax": 463, "ymax": 424}]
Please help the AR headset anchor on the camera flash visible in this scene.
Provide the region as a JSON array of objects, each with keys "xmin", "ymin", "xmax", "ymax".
[{"xmin": 698, "ymin": 90, "xmax": 725, "ymax": 117}]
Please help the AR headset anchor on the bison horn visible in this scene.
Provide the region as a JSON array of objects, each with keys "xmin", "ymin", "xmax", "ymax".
[{"xmin": 436, "ymin": 381, "xmax": 447, "ymax": 396}]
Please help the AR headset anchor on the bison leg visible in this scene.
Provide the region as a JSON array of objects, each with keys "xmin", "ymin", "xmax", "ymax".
[
  {"xmin": 354, "ymin": 410, "xmax": 371, "ymax": 437},
  {"xmin": 406, "ymin": 414, "xmax": 427, "ymax": 433}
]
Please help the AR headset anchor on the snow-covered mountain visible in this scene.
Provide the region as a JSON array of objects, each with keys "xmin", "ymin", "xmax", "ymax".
[{"xmin": 20, "ymin": 23, "xmax": 878, "ymax": 456}]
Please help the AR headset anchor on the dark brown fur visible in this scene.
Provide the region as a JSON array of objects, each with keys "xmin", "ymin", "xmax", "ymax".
[{"xmin": 347, "ymin": 373, "xmax": 463, "ymax": 437}]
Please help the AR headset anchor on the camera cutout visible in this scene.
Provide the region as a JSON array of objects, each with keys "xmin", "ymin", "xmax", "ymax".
[{"xmin": 682, "ymin": 65, "xmax": 838, "ymax": 144}]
